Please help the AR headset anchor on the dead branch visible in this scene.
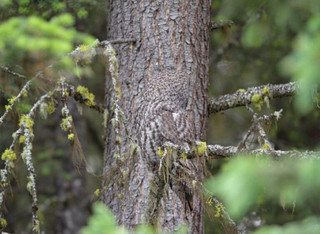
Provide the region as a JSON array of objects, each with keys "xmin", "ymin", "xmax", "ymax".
[
  {"xmin": 0, "ymin": 65, "xmax": 27, "ymax": 79},
  {"xmin": 161, "ymin": 142, "xmax": 319, "ymax": 161},
  {"xmin": 210, "ymin": 20, "xmax": 234, "ymax": 30},
  {"xmin": 206, "ymin": 144, "xmax": 319, "ymax": 159},
  {"xmin": 208, "ymin": 82, "xmax": 297, "ymax": 114}
]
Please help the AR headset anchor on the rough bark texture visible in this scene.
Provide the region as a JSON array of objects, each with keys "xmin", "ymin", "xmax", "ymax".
[{"xmin": 103, "ymin": 1, "xmax": 210, "ymax": 232}]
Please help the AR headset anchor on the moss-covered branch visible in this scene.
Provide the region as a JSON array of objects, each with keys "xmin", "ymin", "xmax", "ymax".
[
  {"xmin": 160, "ymin": 142, "xmax": 319, "ymax": 160},
  {"xmin": 208, "ymin": 82, "xmax": 297, "ymax": 114}
]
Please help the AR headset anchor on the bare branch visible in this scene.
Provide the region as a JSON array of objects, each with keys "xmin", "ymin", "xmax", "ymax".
[
  {"xmin": 0, "ymin": 65, "xmax": 27, "ymax": 79},
  {"xmin": 0, "ymin": 80, "xmax": 32, "ymax": 126},
  {"xmin": 161, "ymin": 142, "xmax": 319, "ymax": 160},
  {"xmin": 208, "ymin": 82, "xmax": 297, "ymax": 114},
  {"xmin": 207, "ymin": 144, "xmax": 319, "ymax": 159},
  {"xmin": 210, "ymin": 20, "xmax": 234, "ymax": 30}
]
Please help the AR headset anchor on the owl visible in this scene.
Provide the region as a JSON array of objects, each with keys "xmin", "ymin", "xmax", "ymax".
[{"xmin": 135, "ymin": 69, "xmax": 194, "ymax": 168}]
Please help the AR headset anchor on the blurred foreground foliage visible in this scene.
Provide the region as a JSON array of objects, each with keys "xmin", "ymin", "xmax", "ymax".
[
  {"xmin": 81, "ymin": 203, "xmax": 188, "ymax": 234},
  {"xmin": 206, "ymin": 156, "xmax": 320, "ymax": 233}
]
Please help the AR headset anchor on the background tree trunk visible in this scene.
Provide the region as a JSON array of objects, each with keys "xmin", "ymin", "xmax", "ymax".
[{"xmin": 103, "ymin": 1, "xmax": 210, "ymax": 232}]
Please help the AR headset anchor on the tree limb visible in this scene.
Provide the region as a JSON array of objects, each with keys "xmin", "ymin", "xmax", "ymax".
[
  {"xmin": 0, "ymin": 65, "xmax": 27, "ymax": 79},
  {"xmin": 206, "ymin": 144, "xmax": 319, "ymax": 159},
  {"xmin": 210, "ymin": 20, "xmax": 234, "ymax": 30},
  {"xmin": 162, "ymin": 142, "xmax": 319, "ymax": 160},
  {"xmin": 208, "ymin": 82, "xmax": 297, "ymax": 114}
]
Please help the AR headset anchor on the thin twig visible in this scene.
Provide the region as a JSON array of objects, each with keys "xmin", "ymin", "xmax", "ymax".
[
  {"xmin": 210, "ymin": 20, "xmax": 234, "ymax": 30},
  {"xmin": 0, "ymin": 65, "xmax": 27, "ymax": 79}
]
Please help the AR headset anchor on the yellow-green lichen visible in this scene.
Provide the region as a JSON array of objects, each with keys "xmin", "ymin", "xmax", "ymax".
[
  {"xmin": 261, "ymin": 144, "xmax": 271, "ymax": 150},
  {"xmin": 8, "ymin": 96, "xmax": 17, "ymax": 104},
  {"xmin": 195, "ymin": 141, "xmax": 207, "ymax": 155},
  {"xmin": 19, "ymin": 115, "xmax": 34, "ymax": 131},
  {"xmin": 60, "ymin": 116, "xmax": 72, "ymax": 131},
  {"xmin": 251, "ymin": 93, "xmax": 264, "ymax": 110},
  {"xmin": 76, "ymin": 86, "xmax": 95, "ymax": 107},
  {"xmin": 115, "ymin": 87, "xmax": 121, "ymax": 96},
  {"xmin": 5, "ymin": 105, "xmax": 11, "ymax": 111},
  {"xmin": 47, "ymin": 100, "xmax": 56, "ymax": 114},
  {"xmin": 22, "ymin": 89, "xmax": 28, "ymax": 97},
  {"xmin": 1, "ymin": 149, "xmax": 16, "ymax": 161},
  {"xmin": 1, "ymin": 218, "xmax": 7, "ymax": 227},
  {"xmin": 116, "ymin": 136, "xmax": 122, "ymax": 144},
  {"xmin": 214, "ymin": 203, "xmax": 223, "ymax": 218},
  {"xmin": 94, "ymin": 189, "xmax": 100, "ymax": 197},
  {"xmin": 206, "ymin": 197, "xmax": 213, "ymax": 206},
  {"xmin": 180, "ymin": 152, "xmax": 188, "ymax": 160},
  {"xmin": 121, "ymin": 169, "xmax": 127, "ymax": 177},
  {"xmin": 67, "ymin": 133, "xmax": 74, "ymax": 140},
  {"xmin": 262, "ymin": 86, "xmax": 270, "ymax": 96},
  {"xmin": 118, "ymin": 193, "xmax": 122, "ymax": 199},
  {"xmin": 237, "ymin": 88, "xmax": 246, "ymax": 93},
  {"xmin": 113, "ymin": 153, "xmax": 119, "ymax": 158},
  {"xmin": 19, "ymin": 135, "xmax": 26, "ymax": 143},
  {"xmin": 78, "ymin": 44, "xmax": 89, "ymax": 52},
  {"xmin": 158, "ymin": 146, "xmax": 164, "ymax": 158}
]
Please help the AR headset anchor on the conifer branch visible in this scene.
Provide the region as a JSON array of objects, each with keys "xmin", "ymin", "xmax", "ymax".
[{"xmin": 208, "ymin": 82, "xmax": 297, "ymax": 114}]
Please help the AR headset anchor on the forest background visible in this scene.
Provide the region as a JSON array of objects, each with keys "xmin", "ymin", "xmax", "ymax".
[{"xmin": 0, "ymin": 0, "xmax": 320, "ymax": 233}]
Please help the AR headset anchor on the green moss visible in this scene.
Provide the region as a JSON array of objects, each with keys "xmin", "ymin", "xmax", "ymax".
[
  {"xmin": 76, "ymin": 85, "xmax": 95, "ymax": 107},
  {"xmin": 251, "ymin": 93, "xmax": 264, "ymax": 110},
  {"xmin": 1, "ymin": 149, "xmax": 16, "ymax": 161},
  {"xmin": 196, "ymin": 141, "xmax": 207, "ymax": 155}
]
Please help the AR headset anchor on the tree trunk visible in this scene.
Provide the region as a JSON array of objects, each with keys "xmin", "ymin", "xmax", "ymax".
[{"xmin": 103, "ymin": 1, "xmax": 210, "ymax": 232}]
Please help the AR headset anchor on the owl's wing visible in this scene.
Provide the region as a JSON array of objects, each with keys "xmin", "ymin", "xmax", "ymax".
[{"xmin": 159, "ymin": 110, "xmax": 194, "ymax": 145}]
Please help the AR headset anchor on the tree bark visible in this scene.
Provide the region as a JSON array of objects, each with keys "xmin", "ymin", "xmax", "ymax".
[{"xmin": 103, "ymin": 1, "xmax": 210, "ymax": 232}]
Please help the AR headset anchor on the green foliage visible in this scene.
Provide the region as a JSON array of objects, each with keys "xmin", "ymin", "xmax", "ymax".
[
  {"xmin": 81, "ymin": 202, "xmax": 185, "ymax": 234},
  {"xmin": 280, "ymin": 15, "xmax": 320, "ymax": 113},
  {"xmin": 206, "ymin": 156, "xmax": 320, "ymax": 222},
  {"xmin": 254, "ymin": 217, "xmax": 320, "ymax": 234},
  {"xmin": 215, "ymin": 0, "xmax": 320, "ymax": 113},
  {"xmin": 0, "ymin": 0, "xmax": 107, "ymax": 20},
  {"xmin": 0, "ymin": 14, "xmax": 94, "ymax": 70},
  {"xmin": 81, "ymin": 202, "xmax": 128, "ymax": 234},
  {"xmin": 242, "ymin": 20, "xmax": 271, "ymax": 48}
]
